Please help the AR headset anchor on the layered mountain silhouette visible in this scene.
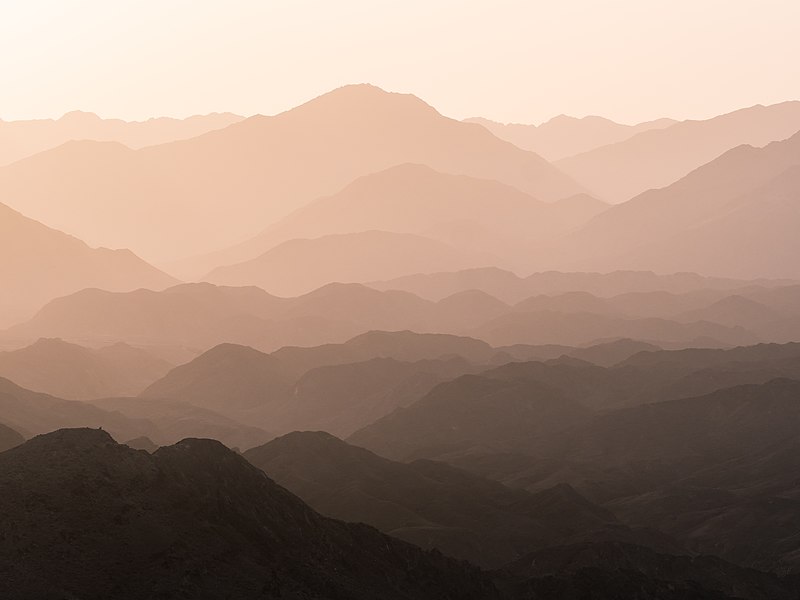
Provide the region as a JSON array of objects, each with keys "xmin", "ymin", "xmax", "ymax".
[
  {"xmin": 245, "ymin": 431, "xmax": 635, "ymax": 568},
  {"xmin": 0, "ymin": 338, "xmax": 171, "ymax": 399},
  {"xmin": 549, "ymin": 130, "xmax": 800, "ymax": 278},
  {"xmin": 0, "ymin": 200, "xmax": 176, "ymax": 326},
  {"xmin": 349, "ymin": 374, "xmax": 591, "ymax": 461},
  {"xmin": 89, "ymin": 396, "xmax": 274, "ymax": 451},
  {"xmin": 369, "ymin": 267, "xmax": 790, "ymax": 303},
  {"xmin": 0, "ymin": 370, "xmax": 271, "ymax": 449},
  {"xmin": 557, "ymin": 101, "xmax": 800, "ymax": 201},
  {"xmin": 206, "ymin": 230, "xmax": 495, "ymax": 296},
  {"xmin": 466, "ymin": 115, "xmax": 675, "ymax": 161},
  {"xmin": 0, "ymin": 84, "xmax": 585, "ymax": 261},
  {"xmin": 13, "ymin": 274, "xmax": 800, "ymax": 352},
  {"xmin": 140, "ymin": 331, "xmax": 492, "ymax": 435},
  {"xmin": 189, "ymin": 164, "xmax": 608, "ymax": 278},
  {"xmin": 0, "ymin": 376, "xmax": 156, "ymax": 441},
  {"xmin": 0, "ymin": 428, "xmax": 497, "ymax": 599},
  {"xmin": 0, "ymin": 111, "xmax": 243, "ymax": 166}
]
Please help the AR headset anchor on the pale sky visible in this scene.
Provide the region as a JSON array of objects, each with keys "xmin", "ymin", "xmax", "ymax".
[{"xmin": 1, "ymin": 0, "xmax": 798, "ymax": 125}]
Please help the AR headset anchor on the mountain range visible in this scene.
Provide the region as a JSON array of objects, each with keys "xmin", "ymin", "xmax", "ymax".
[
  {"xmin": 0, "ymin": 84, "xmax": 586, "ymax": 262},
  {"xmin": 0, "ymin": 110, "xmax": 243, "ymax": 166},
  {"xmin": 556, "ymin": 101, "xmax": 800, "ymax": 201},
  {"xmin": 0, "ymin": 428, "xmax": 497, "ymax": 599},
  {"xmin": 465, "ymin": 114, "xmax": 676, "ymax": 161},
  {"xmin": 0, "ymin": 199, "xmax": 175, "ymax": 326}
]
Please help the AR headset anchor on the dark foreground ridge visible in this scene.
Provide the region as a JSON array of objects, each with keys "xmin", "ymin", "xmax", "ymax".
[{"xmin": 0, "ymin": 428, "xmax": 497, "ymax": 600}]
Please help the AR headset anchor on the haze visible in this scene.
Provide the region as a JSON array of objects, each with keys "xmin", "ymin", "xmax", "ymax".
[
  {"xmin": 2, "ymin": 0, "xmax": 799, "ymax": 124},
  {"xmin": 4, "ymin": 3, "xmax": 800, "ymax": 599}
]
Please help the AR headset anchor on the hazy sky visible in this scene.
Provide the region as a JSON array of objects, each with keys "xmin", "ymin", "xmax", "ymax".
[{"xmin": 1, "ymin": 0, "xmax": 798, "ymax": 124}]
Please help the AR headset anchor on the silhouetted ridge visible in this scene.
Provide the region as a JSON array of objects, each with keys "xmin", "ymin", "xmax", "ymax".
[{"xmin": 0, "ymin": 428, "xmax": 498, "ymax": 599}]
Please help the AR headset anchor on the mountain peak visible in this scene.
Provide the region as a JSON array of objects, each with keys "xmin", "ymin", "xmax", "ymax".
[
  {"xmin": 288, "ymin": 83, "xmax": 439, "ymax": 120},
  {"xmin": 22, "ymin": 427, "xmax": 116, "ymax": 453},
  {"xmin": 58, "ymin": 110, "xmax": 102, "ymax": 123}
]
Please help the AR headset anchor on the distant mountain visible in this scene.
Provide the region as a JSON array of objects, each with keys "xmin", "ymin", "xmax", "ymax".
[
  {"xmin": 349, "ymin": 345, "xmax": 800, "ymax": 469},
  {"xmin": 91, "ymin": 396, "xmax": 274, "ymax": 451},
  {"xmin": 0, "ymin": 422, "xmax": 24, "ymax": 452},
  {"xmin": 466, "ymin": 114, "xmax": 675, "ymax": 161},
  {"xmin": 189, "ymin": 164, "xmax": 608, "ymax": 278},
  {"xmin": 550, "ymin": 130, "xmax": 800, "ymax": 279},
  {"xmin": 0, "ymin": 111, "xmax": 243, "ymax": 166},
  {"xmin": 140, "ymin": 343, "xmax": 294, "ymax": 414},
  {"xmin": 369, "ymin": 267, "xmax": 791, "ymax": 303},
  {"xmin": 565, "ymin": 339, "xmax": 662, "ymax": 367},
  {"xmin": 0, "ymin": 428, "xmax": 498, "ymax": 599},
  {"xmin": 3, "ymin": 283, "xmax": 295, "ymax": 352},
  {"xmin": 270, "ymin": 330, "xmax": 497, "ymax": 376},
  {"xmin": 0, "ymin": 376, "xmax": 155, "ymax": 441},
  {"xmin": 123, "ymin": 435, "xmax": 158, "ymax": 452},
  {"xmin": 349, "ymin": 374, "xmax": 590, "ymax": 461},
  {"xmin": 273, "ymin": 357, "xmax": 476, "ymax": 436},
  {"xmin": 557, "ymin": 101, "xmax": 800, "ymax": 201},
  {"xmin": 0, "ymin": 84, "xmax": 585, "ymax": 262},
  {"xmin": 4, "ymin": 282, "xmax": 483, "ymax": 352},
  {"xmin": 0, "ymin": 200, "xmax": 177, "ymax": 326},
  {"xmin": 141, "ymin": 331, "xmax": 492, "ymax": 435},
  {"xmin": 0, "ymin": 338, "xmax": 172, "ymax": 399},
  {"xmin": 470, "ymin": 310, "xmax": 757, "ymax": 348},
  {"xmin": 245, "ymin": 431, "xmax": 623, "ymax": 568},
  {"xmin": 675, "ymin": 295, "xmax": 781, "ymax": 329},
  {"xmin": 14, "ymin": 276, "xmax": 800, "ymax": 355},
  {"xmin": 205, "ymin": 230, "xmax": 495, "ymax": 297}
]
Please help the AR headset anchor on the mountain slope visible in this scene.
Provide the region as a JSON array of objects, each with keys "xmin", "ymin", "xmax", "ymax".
[
  {"xmin": 550, "ymin": 130, "xmax": 800, "ymax": 278},
  {"xmin": 0, "ymin": 200, "xmax": 176, "ymax": 326},
  {"xmin": 205, "ymin": 230, "xmax": 494, "ymax": 296},
  {"xmin": 0, "ymin": 338, "xmax": 172, "ymax": 399},
  {"xmin": 141, "ymin": 332, "xmax": 491, "ymax": 435},
  {"xmin": 557, "ymin": 100, "xmax": 800, "ymax": 201},
  {"xmin": 349, "ymin": 374, "xmax": 590, "ymax": 461},
  {"xmin": 0, "ymin": 428, "xmax": 498, "ymax": 599},
  {"xmin": 466, "ymin": 115, "xmax": 676, "ymax": 161},
  {"xmin": 245, "ymin": 431, "xmax": 622, "ymax": 568},
  {"xmin": 140, "ymin": 343, "xmax": 294, "ymax": 414},
  {"xmin": 0, "ymin": 110, "xmax": 243, "ymax": 166},
  {"xmin": 0, "ymin": 377, "xmax": 156, "ymax": 441},
  {"xmin": 0, "ymin": 84, "xmax": 585, "ymax": 262},
  {"xmin": 192, "ymin": 163, "xmax": 607, "ymax": 277}
]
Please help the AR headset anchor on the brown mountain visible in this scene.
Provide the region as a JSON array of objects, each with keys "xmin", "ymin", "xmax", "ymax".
[
  {"xmin": 0, "ymin": 376, "xmax": 155, "ymax": 441},
  {"xmin": 0, "ymin": 84, "xmax": 585, "ymax": 262},
  {"xmin": 189, "ymin": 163, "xmax": 607, "ymax": 277},
  {"xmin": 0, "ymin": 338, "xmax": 172, "ymax": 400},
  {"xmin": 0, "ymin": 428, "xmax": 498, "ymax": 599},
  {"xmin": 244, "ymin": 431, "xmax": 621, "ymax": 568},
  {"xmin": 348, "ymin": 374, "xmax": 590, "ymax": 462},
  {"xmin": 0, "ymin": 110, "xmax": 243, "ymax": 166},
  {"xmin": 3, "ymin": 282, "xmax": 444, "ymax": 352},
  {"xmin": 369, "ymin": 268, "xmax": 790, "ymax": 303},
  {"xmin": 550, "ymin": 130, "xmax": 800, "ymax": 278},
  {"xmin": 0, "ymin": 200, "xmax": 177, "ymax": 326},
  {"xmin": 205, "ymin": 230, "xmax": 495, "ymax": 296},
  {"xmin": 556, "ymin": 101, "xmax": 800, "ymax": 201},
  {"xmin": 90, "ymin": 396, "xmax": 275, "ymax": 451},
  {"xmin": 466, "ymin": 115, "xmax": 675, "ymax": 161},
  {"xmin": 140, "ymin": 331, "xmax": 492, "ymax": 435}
]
